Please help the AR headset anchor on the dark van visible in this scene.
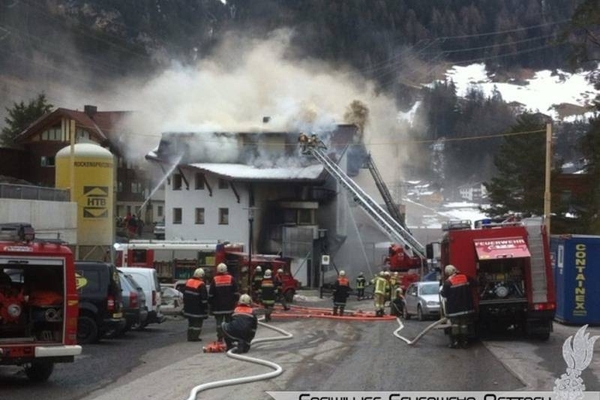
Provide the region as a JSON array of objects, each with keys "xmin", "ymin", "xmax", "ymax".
[{"xmin": 74, "ymin": 262, "xmax": 126, "ymax": 344}]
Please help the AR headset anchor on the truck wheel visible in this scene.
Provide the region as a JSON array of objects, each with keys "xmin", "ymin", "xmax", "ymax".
[
  {"xmin": 417, "ymin": 305, "xmax": 424, "ymax": 321},
  {"xmin": 77, "ymin": 315, "xmax": 99, "ymax": 344},
  {"xmin": 24, "ymin": 361, "xmax": 54, "ymax": 382},
  {"xmin": 284, "ymin": 290, "xmax": 294, "ymax": 303},
  {"xmin": 402, "ymin": 306, "xmax": 411, "ymax": 320}
]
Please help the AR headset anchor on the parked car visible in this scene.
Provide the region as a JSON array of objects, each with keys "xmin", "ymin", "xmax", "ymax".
[
  {"xmin": 118, "ymin": 271, "xmax": 149, "ymax": 333},
  {"xmin": 75, "ymin": 262, "xmax": 126, "ymax": 344},
  {"xmin": 118, "ymin": 267, "xmax": 165, "ymax": 326},
  {"xmin": 153, "ymin": 220, "xmax": 165, "ymax": 239},
  {"xmin": 403, "ymin": 281, "xmax": 441, "ymax": 321},
  {"xmin": 161, "ymin": 286, "xmax": 184, "ymax": 315}
]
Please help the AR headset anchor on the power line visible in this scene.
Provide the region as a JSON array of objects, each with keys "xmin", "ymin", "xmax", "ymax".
[{"xmin": 438, "ymin": 19, "xmax": 570, "ymax": 40}]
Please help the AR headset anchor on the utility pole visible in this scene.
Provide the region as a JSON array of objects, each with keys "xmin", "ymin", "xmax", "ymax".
[{"xmin": 544, "ymin": 122, "xmax": 552, "ymax": 236}]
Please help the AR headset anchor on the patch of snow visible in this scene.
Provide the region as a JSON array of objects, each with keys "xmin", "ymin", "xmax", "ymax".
[
  {"xmin": 397, "ymin": 101, "xmax": 422, "ymax": 127},
  {"xmin": 442, "ymin": 63, "xmax": 600, "ymax": 120},
  {"xmin": 442, "ymin": 201, "xmax": 480, "ymax": 208},
  {"xmin": 563, "ymin": 111, "xmax": 597, "ymax": 123},
  {"xmin": 188, "ymin": 163, "xmax": 324, "ymax": 180},
  {"xmin": 438, "ymin": 208, "xmax": 487, "ymax": 222}
]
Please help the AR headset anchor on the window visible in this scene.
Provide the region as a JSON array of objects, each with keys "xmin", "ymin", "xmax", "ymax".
[
  {"xmin": 298, "ymin": 209, "xmax": 314, "ymax": 225},
  {"xmin": 195, "ymin": 173, "xmax": 205, "ymax": 190},
  {"xmin": 132, "ymin": 250, "xmax": 147, "ymax": 263},
  {"xmin": 118, "ymin": 157, "xmax": 125, "ymax": 168},
  {"xmin": 131, "ymin": 182, "xmax": 143, "ymax": 193},
  {"xmin": 195, "ymin": 208, "xmax": 205, "ymax": 224},
  {"xmin": 218, "ymin": 208, "xmax": 229, "ymax": 225},
  {"xmin": 157, "ymin": 206, "xmax": 163, "ymax": 217},
  {"xmin": 173, "ymin": 208, "xmax": 182, "ymax": 224},
  {"xmin": 40, "ymin": 156, "xmax": 55, "ymax": 167},
  {"xmin": 41, "ymin": 127, "xmax": 61, "ymax": 141},
  {"xmin": 173, "ymin": 174, "xmax": 183, "ymax": 190},
  {"xmin": 117, "ymin": 181, "xmax": 123, "ymax": 193},
  {"xmin": 218, "ymin": 179, "xmax": 229, "ymax": 189}
]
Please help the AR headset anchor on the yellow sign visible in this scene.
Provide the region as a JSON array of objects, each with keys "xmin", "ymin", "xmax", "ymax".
[{"xmin": 75, "ymin": 273, "xmax": 88, "ymax": 290}]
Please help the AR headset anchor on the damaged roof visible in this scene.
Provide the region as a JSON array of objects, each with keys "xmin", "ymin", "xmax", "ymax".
[{"xmin": 146, "ymin": 124, "xmax": 359, "ymax": 183}]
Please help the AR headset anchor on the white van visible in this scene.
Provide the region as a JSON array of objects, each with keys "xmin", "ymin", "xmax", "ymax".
[{"xmin": 118, "ymin": 267, "xmax": 165, "ymax": 326}]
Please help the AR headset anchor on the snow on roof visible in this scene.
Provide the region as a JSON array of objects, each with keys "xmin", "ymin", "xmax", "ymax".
[
  {"xmin": 443, "ymin": 63, "xmax": 599, "ymax": 120},
  {"xmin": 188, "ymin": 163, "xmax": 324, "ymax": 181}
]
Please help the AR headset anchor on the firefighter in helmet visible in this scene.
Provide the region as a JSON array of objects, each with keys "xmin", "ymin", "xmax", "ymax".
[
  {"xmin": 390, "ymin": 287, "xmax": 405, "ymax": 317},
  {"xmin": 222, "ymin": 294, "xmax": 258, "ymax": 354},
  {"xmin": 355, "ymin": 272, "xmax": 366, "ymax": 300},
  {"xmin": 332, "ymin": 270, "xmax": 351, "ymax": 316},
  {"xmin": 440, "ymin": 264, "xmax": 475, "ymax": 349},
  {"xmin": 183, "ymin": 268, "xmax": 209, "ymax": 341},
  {"xmin": 259, "ymin": 269, "xmax": 276, "ymax": 322},
  {"xmin": 274, "ymin": 268, "xmax": 290, "ymax": 311},
  {"xmin": 299, "ymin": 132, "xmax": 309, "ymax": 153},
  {"xmin": 209, "ymin": 262, "xmax": 239, "ymax": 342},
  {"xmin": 371, "ymin": 271, "xmax": 388, "ymax": 317},
  {"xmin": 251, "ymin": 265, "xmax": 264, "ymax": 301},
  {"xmin": 384, "ymin": 271, "xmax": 392, "ymax": 304}
]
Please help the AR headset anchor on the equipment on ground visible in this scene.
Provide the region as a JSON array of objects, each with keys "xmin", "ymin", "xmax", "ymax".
[
  {"xmin": 438, "ymin": 217, "xmax": 555, "ymax": 339},
  {"xmin": 0, "ymin": 223, "xmax": 82, "ymax": 382}
]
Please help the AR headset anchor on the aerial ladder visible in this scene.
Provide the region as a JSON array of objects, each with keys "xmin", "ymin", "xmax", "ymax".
[
  {"xmin": 363, "ymin": 153, "xmax": 406, "ymax": 229},
  {"xmin": 299, "ymin": 135, "xmax": 426, "ymax": 260}
]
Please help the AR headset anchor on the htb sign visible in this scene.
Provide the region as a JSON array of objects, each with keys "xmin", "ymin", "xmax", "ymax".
[{"xmin": 83, "ymin": 186, "xmax": 108, "ymax": 218}]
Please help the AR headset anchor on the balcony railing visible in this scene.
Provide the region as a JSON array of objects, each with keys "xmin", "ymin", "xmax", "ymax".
[{"xmin": 0, "ymin": 183, "xmax": 69, "ymax": 202}]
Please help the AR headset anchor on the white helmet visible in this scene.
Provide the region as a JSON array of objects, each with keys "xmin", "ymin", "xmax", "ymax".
[
  {"xmin": 239, "ymin": 294, "xmax": 252, "ymax": 305},
  {"xmin": 339, "ymin": 270, "xmax": 346, "ymax": 276},
  {"xmin": 217, "ymin": 263, "xmax": 228, "ymax": 273},
  {"xmin": 255, "ymin": 266, "xmax": 262, "ymax": 272},
  {"xmin": 396, "ymin": 287, "xmax": 403, "ymax": 295},
  {"xmin": 193, "ymin": 268, "xmax": 205, "ymax": 278},
  {"xmin": 445, "ymin": 264, "xmax": 457, "ymax": 276},
  {"xmin": 264, "ymin": 269, "xmax": 272, "ymax": 278},
  {"xmin": 277, "ymin": 268, "xmax": 283, "ymax": 274},
  {"xmin": 379, "ymin": 271, "xmax": 385, "ymax": 277},
  {"xmin": 384, "ymin": 271, "xmax": 391, "ymax": 277},
  {"xmin": 393, "ymin": 272, "xmax": 399, "ymax": 276}
]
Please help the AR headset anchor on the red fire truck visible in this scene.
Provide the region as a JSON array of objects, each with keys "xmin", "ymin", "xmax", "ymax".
[
  {"xmin": 114, "ymin": 240, "xmax": 299, "ymax": 301},
  {"xmin": 438, "ymin": 218, "xmax": 555, "ymax": 339},
  {"xmin": 0, "ymin": 223, "xmax": 81, "ymax": 381}
]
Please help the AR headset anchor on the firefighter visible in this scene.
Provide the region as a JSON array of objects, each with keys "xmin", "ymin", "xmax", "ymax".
[
  {"xmin": 390, "ymin": 288, "xmax": 405, "ymax": 317},
  {"xmin": 222, "ymin": 294, "xmax": 257, "ymax": 354},
  {"xmin": 371, "ymin": 271, "xmax": 388, "ymax": 317},
  {"xmin": 274, "ymin": 268, "xmax": 291, "ymax": 311},
  {"xmin": 298, "ymin": 133, "xmax": 309, "ymax": 153},
  {"xmin": 355, "ymin": 272, "xmax": 366, "ymax": 300},
  {"xmin": 390, "ymin": 272, "xmax": 399, "ymax": 301},
  {"xmin": 384, "ymin": 271, "xmax": 392, "ymax": 304},
  {"xmin": 252, "ymin": 265, "xmax": 264, "ymax": 301},
  {"xmin": 259, "ymin": 269, "xmax": 276, "ymax": 322},
  {"xmin": 183, "ymin": 268, "xmax": 209, "ymax": 342},
  {"xmin": 440, "ymin": 264, "xmax": 475, "ymax": 349},
  {"xmin": 209, "ymin": 263, "xmax": 239, "ymax": 342},
  {"xmin": 332, "ymin": 270, "xmax": 351, "ymax": 316}
]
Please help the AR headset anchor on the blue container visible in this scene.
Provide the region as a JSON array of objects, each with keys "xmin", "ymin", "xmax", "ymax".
[{"xmin": 551, "ymin": 235, "xmax": 600, "ymax": 324}]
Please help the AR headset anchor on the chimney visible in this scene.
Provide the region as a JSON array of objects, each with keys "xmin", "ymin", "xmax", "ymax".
[{"xmin": 84, "ymin": 105, "xmax": 98, "ymax": 118}]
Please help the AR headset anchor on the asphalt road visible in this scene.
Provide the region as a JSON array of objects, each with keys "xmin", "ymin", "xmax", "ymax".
[
  {"xmin": 4, "ymin": 295, "xmax": 594, "ymax": 400},
  {"xmin": 0, "ymin": 316, "xmax": 197, "ymax": 400}
]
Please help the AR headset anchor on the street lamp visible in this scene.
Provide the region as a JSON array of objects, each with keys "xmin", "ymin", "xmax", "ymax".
[{"xmin": 247, "ymin": 207, "xmax": 258, "ymax": 292}]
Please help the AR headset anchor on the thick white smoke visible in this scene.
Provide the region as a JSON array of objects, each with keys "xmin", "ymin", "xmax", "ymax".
[{"xmin": 114, "ymin": 30, "xmax": 406, "ymax": 182}]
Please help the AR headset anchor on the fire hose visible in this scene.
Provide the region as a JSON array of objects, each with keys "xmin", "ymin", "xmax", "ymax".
[
  {"xmin": 393, "ymin": 317, "xmax": 449, "ymax": 345},
  {"xmin": 185, "ymin": 319, "xmax": 293, "ymax": 400}
]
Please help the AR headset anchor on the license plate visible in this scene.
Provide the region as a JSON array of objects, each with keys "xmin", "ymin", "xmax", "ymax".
[{"xmin": 113, "ymin": 313, "xmax": 123, "ymax": 319}]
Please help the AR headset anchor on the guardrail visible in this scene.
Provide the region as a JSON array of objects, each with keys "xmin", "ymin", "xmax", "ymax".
[{"xmin": 0, "ymin": 183, "xmax": 70, "ymax": 202}]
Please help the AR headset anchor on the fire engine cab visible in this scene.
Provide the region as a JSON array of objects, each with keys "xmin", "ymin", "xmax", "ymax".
[{"xmin": 0, "ymin": 223, "xmax": 81, "ymax": 381}]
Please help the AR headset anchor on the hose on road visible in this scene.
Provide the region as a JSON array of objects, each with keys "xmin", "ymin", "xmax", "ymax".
[
  {"xmin": 393, "ymin": 317, "xmax": 449, "ymax": 345},
  {"xmin": 185, "ymin": 319, "xmax": 293, "ymax": 400}
]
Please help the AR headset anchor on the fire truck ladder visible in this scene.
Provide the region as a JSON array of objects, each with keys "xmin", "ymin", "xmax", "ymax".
[
  {"xmin": 308, "ymin": 146, "xmax": 426, "ymax": 260},
  {"xmin": 364, "ymin": 153, "xmax": 406, "ymax": 228},
  {"xmin": 524, "ymin": 220, "xmax": 548, "ymax": 303}
]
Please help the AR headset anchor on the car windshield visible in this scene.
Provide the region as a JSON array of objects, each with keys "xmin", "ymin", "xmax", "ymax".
[{"xmin": 420, "ymin": 283, "xmax": 439, "ymax": 295}]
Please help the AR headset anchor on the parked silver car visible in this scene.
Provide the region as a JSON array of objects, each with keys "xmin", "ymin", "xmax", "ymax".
[{"xmin": 403, "ymin": 281, "xmax": 441, "ymax": 320}]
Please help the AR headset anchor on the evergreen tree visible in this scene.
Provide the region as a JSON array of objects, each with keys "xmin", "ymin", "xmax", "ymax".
[
  {"xmin": 1, "ymin": 94, "xmax": 53, "ymax": 147},
  {"xmin": 484, "ymin": 113, "xmax": 559, "ymax": 217}
]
